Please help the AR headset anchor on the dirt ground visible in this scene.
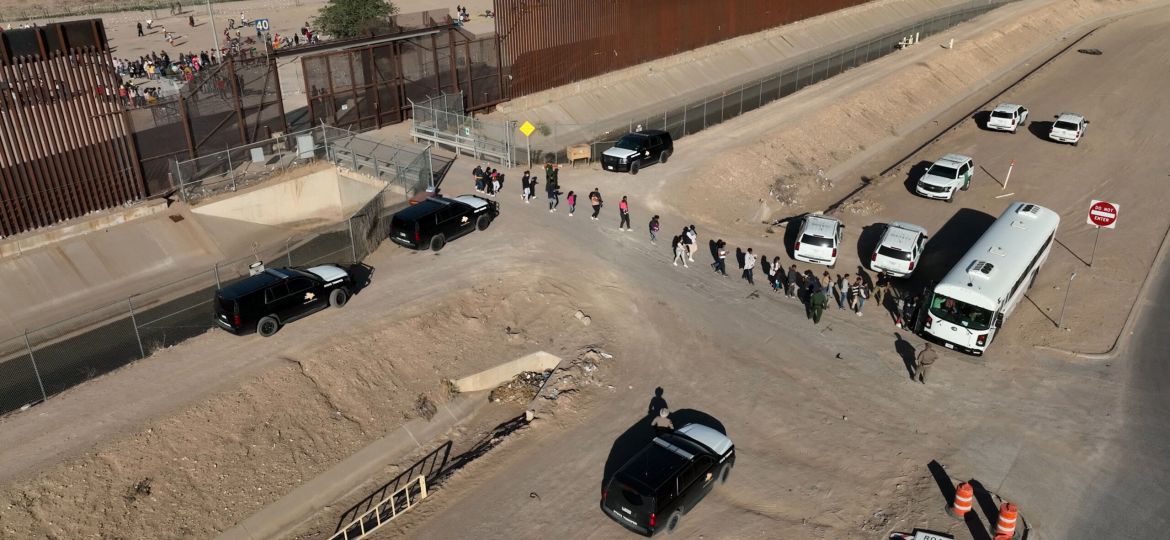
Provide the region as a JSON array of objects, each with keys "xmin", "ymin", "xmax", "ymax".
[
  {"xmin": 0, "ymin": 0, "xmax": 495, "ymax": 57},
  {"xmin": 1, "ymin": 0, "xmax": 1167, "ymax": 539}
]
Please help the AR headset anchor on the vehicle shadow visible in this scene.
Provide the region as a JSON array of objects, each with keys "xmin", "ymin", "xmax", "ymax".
[
  {"xmin": 971, "ymin": 110, "xmax": 991, "ymax": 130},
  {"xmin": 902, "ymin": 160, "xmax": 933, "ymax": 196},
  {"xmin": 1027, "ymin": 120, "xmax": 1053, "ymax": 141},
  {"xmin": 346, "ymin": 262, "xmax": 374, "ymax": 295},
  {"xmin": 899, "ymin": 208, "xmax": 996, "ymax": 296},
  {"xmin": 855, "ymin": 223, "xmax": 886, "ymax": 266},
  {"xmin": 601, "ymin": 408, "xmax": 726, "ymax": 490},
  {"xmin": 775, "ymin": 214, "xmax": 808, "ymax": 259}
]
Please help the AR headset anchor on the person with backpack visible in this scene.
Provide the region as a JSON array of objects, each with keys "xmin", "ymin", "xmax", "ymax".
[
  {"xmin": 648, "ymin": 215, "xmax": 660, "ymax": 243},
  {"xmin": 589, "ymin": 188, "xmax": 603, "ymax": 220},
  {"xmin": 786, "ymin": 265, "xmax": 801, "ymax": 298},
  {"xmin": 715, "ymin": 242, "xmax": 728, "ymax": 276},
  {"xmin": 618, "ymin": 196, "xmax": 631, "ymax": 230},
  {"xmin": 473, "ymin": 164, "xmax": 484, "ymax": 192},
  {"xmin": 566, "ymin": 191, "xmax": 577, "ymax": 216},
  {"xmin": 851, "ymin": 276, "xmax": 869, "ymax": 316}
]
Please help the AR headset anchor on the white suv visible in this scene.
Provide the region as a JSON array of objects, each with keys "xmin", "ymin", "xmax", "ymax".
[
  {"xmin": 986, "ymin": 103, "xmax": 1029, "ymax": 133},
  {"xmin": 870, "ymin": 222, "xmax": 928, "ymax": 278},
  {"xmin": 1049, "ymin": 113, "xmax": 1088, "ymax": 145},
  {"xmin": 915, "ymin": 154, "xmax": 974, "ymax": 203},
  {"xmin": 793, "ymin": 214, "xmax": 844, "ymax": 268}
]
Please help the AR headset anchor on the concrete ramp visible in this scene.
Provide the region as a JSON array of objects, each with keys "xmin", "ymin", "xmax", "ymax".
[
  {"xmin": 450, "ymin": 351, "xmax": 563, "ymax": 393},
  {"xmin": 0, "ymin": 206, "xmax": 225, "ymax": 342},
  {"xmin": 192, "ymin": 168, "xmax": 386, "ymax": 229}
]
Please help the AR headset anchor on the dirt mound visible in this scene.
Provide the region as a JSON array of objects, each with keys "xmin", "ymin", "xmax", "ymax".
[
  {"xmin": 0, "ymin": 277, "xmax": 603, "ymax": 539},
  {"xmin": 676, "ymin": 0, "xmax": 1140, "ymax": 225}
]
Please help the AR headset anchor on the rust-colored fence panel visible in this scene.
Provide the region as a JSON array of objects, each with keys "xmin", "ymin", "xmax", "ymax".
[
  {"xmin": 126, "ymin": 53, "xmax": 287, "ymax": 193},
  {"xmin": 303, "ymin": 27, "xmax": 503, "ymax": 132},
  {"xmin": 0, "ymin": 20, "xmax": 145, "ymax": 238},
  {"xmin": 493, "ymin": 0, "xmax": 870, "ymax": 97}
]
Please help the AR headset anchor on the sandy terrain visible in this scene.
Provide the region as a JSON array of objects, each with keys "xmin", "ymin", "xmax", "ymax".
[
  {"xmin": 2, "ymin": 0, "xmax": 1168, "ymax": 539},
  {"xmin": 1, "ymin": 0, "xmax": 495, "ymax": 59}
]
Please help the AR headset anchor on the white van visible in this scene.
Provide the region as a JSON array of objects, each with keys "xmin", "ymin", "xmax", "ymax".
[{"xmin": 793, "ymin": 214, "xmax": 844, "ymax": 268}]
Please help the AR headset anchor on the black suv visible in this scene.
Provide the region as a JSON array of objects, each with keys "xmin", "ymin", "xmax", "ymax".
[
  {"xmin": 214, "ymin": 264, "xmax": 353, "ymax": 337},
  {"xmin": 601, "ymin": 130, "xmax": 674, "ymax": 175},
  {"xmin": 602, "ymin": 423, "xmax": 735, "ymax": 536},
  {"xmin": 389, "ymin": 194, "xmax": 499, "ymax": 251}
]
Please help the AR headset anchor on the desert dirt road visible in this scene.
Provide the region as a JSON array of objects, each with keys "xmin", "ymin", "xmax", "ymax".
[{"xmin": 367, "ymin": 5, "xmax": 1170, "ymax": 540}]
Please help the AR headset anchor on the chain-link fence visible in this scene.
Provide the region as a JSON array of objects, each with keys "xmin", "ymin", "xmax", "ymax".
[
  {"xmin": 0, "ymin": 131, "xmax": 434, "ymax": 416},
  {"xmin": 174, "ymin": 124, "xmax": 433, "ymax": 205},
  {"xmin": 517, "ymin": 0, "xmax": 1014, "ymax": 164},
  {"xmin": 411, "ymin": 92, "xmax": 516, "ymax": 167},
  {"xmin": 174, "ymin": 126, "xmax": 326, "ymax": 203}
]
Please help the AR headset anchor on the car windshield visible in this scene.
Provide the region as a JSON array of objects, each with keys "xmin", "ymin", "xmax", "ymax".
[
  {"xmin": 614, "ymin": 135, "xmax": 643, "ymax": 150},
  {"xmin": 878, "ymin": 245, "xmax": 913, "ymax": 261},
  {"xmin": 927, "ymin": 165, "xmax": 959, "ymax": 179},
  {"xmin": 929, "ymin": 293, "xmax": 993, "ymax": 331},
  {"xmin": 991, "ymin": 111, "xmax": 1014, "ymax": 119},
  {"xmin": 1054, "ymin": 121, "xmax": 1079, "ymax": 131},
  {"xmin": 800, "ymin": 234, "xmax": 834, "ymax": 248}
]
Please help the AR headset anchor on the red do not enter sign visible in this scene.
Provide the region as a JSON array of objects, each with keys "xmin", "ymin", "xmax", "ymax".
[{"xmin": 1087, "ymin": 199, "xmax": 1119, "ymax": 229}]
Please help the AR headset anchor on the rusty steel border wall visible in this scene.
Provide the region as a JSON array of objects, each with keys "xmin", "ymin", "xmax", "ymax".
[
  {"xmin": 0, "ymin": 20, "xmax": 146, "ymax": 237},
  {"xmin": 492, "ymin": 0, "xmax": 871, "ymax": 98}
]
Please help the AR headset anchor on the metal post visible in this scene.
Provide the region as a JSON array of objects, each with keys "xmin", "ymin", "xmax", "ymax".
[
  {"xmin": 1003, "ymin": 160, "xmax": 1015, "ymax": 190},
  {"xmin": 213, "ymin": 263, "xmax": 221, "ymax": 288},
  {"xmin": 682, "ymin": 104, "xmax": 687, "ymax": 136},
  {"xmin": 526, "ymin": 135, "xmax": 531, "ymax": 169},
  {"xmin": 206, "ymin": 0, "xmax": 220, "ymax": 61},
  {"xmin": 286, "ymin": 237, "xmax": 293, "ymax": 266},
  {"xmin": 1089, "ymin": 227, "xmax": 1101, "ymax": 267},
  {"xmin": 127, "ymin": 297, "xmax": 147, "ymax": 359},
  {"xmin": 226, "ymin": 148, "xmax": 236, "ymax": 191},
  {"xmin": 348, "ymin": 217, "xmax": 359, "ymax": 262},
  {"xmin": 321, "ymin": 122, "xmax": 329, "ymax": 161},
  {"xmin": 703, "ymin": 100, "xmax": 707, "ymax": 130},
  {"xmin": 24, "ymin": 331, "xmax": 48, "ymax": 403},
  {"xmin": 1057, "ymin": 272, "xmax": 1077, "ymax": 328}
]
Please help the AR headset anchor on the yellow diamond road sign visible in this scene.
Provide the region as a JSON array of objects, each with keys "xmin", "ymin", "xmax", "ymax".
[{"xmin": 519, "ymin": 121, "xmax": 536, "ymax": 137}]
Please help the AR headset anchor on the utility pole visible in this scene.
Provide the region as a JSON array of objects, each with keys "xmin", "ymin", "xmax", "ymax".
[{"xmin": 206, "ymin": 0, "xmax": 221, "ymax": 61}]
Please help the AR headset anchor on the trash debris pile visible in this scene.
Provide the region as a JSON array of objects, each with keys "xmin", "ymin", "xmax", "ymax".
[{"xmin": 490, "ymin": 371, "xmax": 552, "ymax": 404}]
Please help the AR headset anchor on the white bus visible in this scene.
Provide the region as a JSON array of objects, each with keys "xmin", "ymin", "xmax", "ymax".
[{"xmin": 922, "ymin": 202, "xmax": 1060, "ymax": 355}]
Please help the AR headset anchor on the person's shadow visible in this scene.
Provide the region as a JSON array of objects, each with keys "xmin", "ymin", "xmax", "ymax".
[
  {"xmin": 894, "ymin": 332, "xmax": 916, "ymax": 378},
  {"xmin": 735, "ymin": 247, "xmax": 745, "ymax": 269},
  {"xmin": 647, "ymin": 387, "xmax": 668, "ymax": 417}
]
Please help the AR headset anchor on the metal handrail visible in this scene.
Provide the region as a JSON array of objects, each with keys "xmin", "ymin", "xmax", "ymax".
[{"xmin": 328, "ymin": 475, "xmax": 429, "ymax": 540}]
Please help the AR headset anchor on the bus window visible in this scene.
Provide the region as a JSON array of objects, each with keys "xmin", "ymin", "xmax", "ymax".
[{"xmin": 930, "ymin": 294, "xmax": 993, "ymax": 331}]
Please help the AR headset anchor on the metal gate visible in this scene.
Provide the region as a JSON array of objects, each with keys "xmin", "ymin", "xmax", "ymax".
[{"xmin": 410, "ymin": 92, "xmax": 515, "ymax": 166}]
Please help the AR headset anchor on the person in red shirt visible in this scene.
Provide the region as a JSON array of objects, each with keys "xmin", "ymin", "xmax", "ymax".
[{"xmin": 618, "ymin": 196, "xmax": 630, "ymax": 231}]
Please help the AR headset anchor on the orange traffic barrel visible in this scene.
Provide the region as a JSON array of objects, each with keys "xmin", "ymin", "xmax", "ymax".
[
  {"xmin": 948, "ymin": 482, "xmax": 974, "ymax": 519},
  {"xmin": 995, "ymin": 502, "xmax": 1019, "ymax": 538}
]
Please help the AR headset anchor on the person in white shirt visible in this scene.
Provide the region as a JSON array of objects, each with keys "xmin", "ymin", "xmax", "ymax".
[{"xmin": 742, "ymin": 248, "xmax": 756, "ymax": 285}]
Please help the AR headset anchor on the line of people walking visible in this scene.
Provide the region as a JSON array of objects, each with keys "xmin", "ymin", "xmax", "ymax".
[{"xmin": 471, "ymin": 161, "xmax": 922, "ymax": 332}]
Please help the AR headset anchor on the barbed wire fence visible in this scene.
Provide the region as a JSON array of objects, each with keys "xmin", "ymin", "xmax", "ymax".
[{"xmin": 0, "ymin": 129, "xmax": 433, "ymax": 416}]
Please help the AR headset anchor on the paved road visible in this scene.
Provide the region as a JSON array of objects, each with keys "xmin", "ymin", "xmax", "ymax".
[{"xmin": 1069, "ymin": 251, "xmax": 1170, "ymax": 539}]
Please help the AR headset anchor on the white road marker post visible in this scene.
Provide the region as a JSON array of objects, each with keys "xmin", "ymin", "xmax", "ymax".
[{"xmin": 1003, "ymin": 159, "xmax": 1015, "ymax": 190}]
